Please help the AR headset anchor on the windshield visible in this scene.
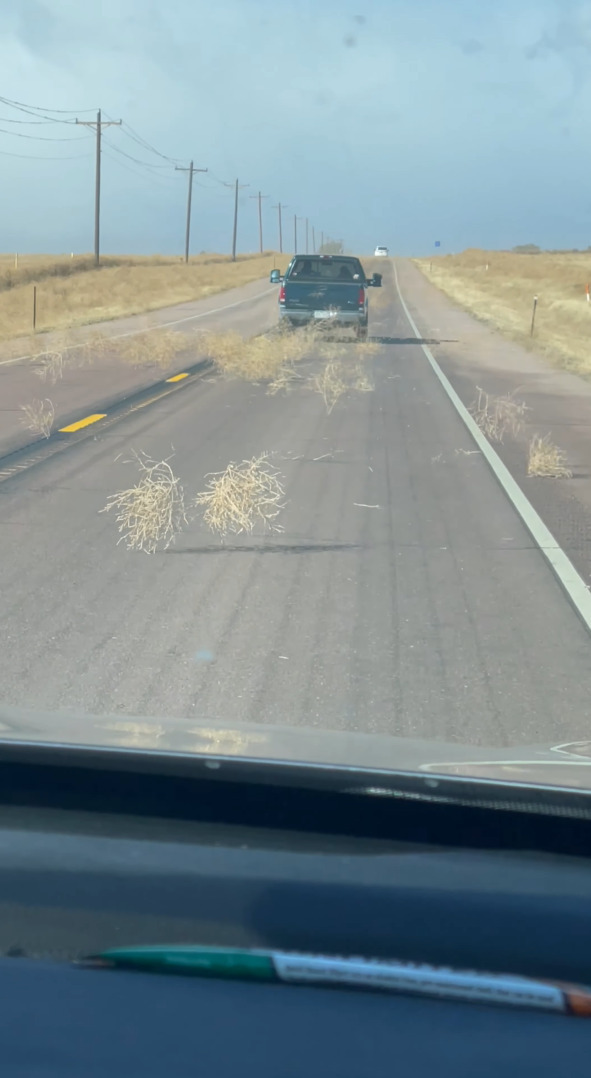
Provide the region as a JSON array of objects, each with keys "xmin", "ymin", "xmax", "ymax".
[
  {"xmin": 289, "ymin": 258, "xmax": 365, "ymax": 281},
  {"xmin": 1, "ymin": 1, "xmax": 591, "ymax": 798}
]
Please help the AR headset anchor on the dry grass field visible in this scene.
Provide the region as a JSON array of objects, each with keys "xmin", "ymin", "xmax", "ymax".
[
  {"xmin": 414, "ymin": 249, "xmax": 591, "ymax": 377},
  {"xmin": 0, "ymin": 252, "xmax": 282, "ymax": 342}
]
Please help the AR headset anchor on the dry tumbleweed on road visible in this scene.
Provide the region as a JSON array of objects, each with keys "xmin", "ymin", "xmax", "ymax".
[
  {"xmin": 193, "ymin": 453, "xmax": 286, "ymax": 538},
  {"xmin": 101, "ymin": 451, "xmax": 188, "ymax": 553}
]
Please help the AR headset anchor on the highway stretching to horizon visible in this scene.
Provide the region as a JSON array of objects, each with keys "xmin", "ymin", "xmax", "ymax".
[{"xmin": 0, "ymin": 259, "xmax": 590, "ymax": 756}]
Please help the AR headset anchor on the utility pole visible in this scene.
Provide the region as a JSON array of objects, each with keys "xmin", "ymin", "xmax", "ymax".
[
  {"xmin": 272, "ymin": 202, "xmax": 287, "ymax": 254},
  {"xmin": 75, "ymin": 109, "xmax": 121, "ymax": 266},
  {"xmin": 312, "ymin": 226, "xmax": 316, "ymax": 254},
  {"xmin": 305, "ymin": 218, "xmax": 309, "ymax": 254},
  {"xmin": 175, "ymin": 160, "xmax": 208, "ymax": 263},
  {"xmin": 320, "ymin": 231, "xmax": 324, "ymax": 252},
  {"xmin": 294, "ymin": 214, "xmax": 303, "ymax": 255},
  {"xmin": 224, "ymin": 179, "xmax": 250, "ymax": 260},
  {"xmin": 250, "ymin": 191, "xmax": 269, "ymax": 254}
]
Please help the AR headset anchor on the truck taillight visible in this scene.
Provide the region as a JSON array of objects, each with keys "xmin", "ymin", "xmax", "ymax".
[
  {"xmin": 279, "ymin": 285, "xmax": 286, "ymax": 304},
  {"xmin": 358, "ymin": 287, "xmax": 366, "ymax": 306}
]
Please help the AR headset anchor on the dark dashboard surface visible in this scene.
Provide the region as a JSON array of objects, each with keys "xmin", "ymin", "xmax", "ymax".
[
  {"xmin": 0, "ymin": 803, "xmax": 589, "ymax": 1076},
  {"xmin": 2, "ymin": 956, "xmax": 591, "ymax": 1078},
  {"xmin": 0, "ymin": 749, "xmax": 590, "ymax": 1075}
]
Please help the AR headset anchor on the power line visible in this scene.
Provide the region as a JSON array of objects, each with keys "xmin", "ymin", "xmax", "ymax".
[
  {"xmin": 102, "ymin": 137, "xmax": 173, "ymax": 171},
  {"xmin": 193, "ymin": 176, "xmax": 227, "ymax": 190},
  {"xmin": 0, "ymin": 115, "xmax": 75, "ymax": 126},
  {"xmin": 0, "ymin": 96, "xmax": 94, "ymax": 123},
  {"xmin": 0, "ymin": 147, "xmax": 92, "ymax": 160},
  {"xmin": 101, "ymin": 148, "xmax": 177, "ymax": 189},
  {"xmin": 207, "ymin": 170, "xmax": 232, "ymax": 187},
  {"xmin": 0, "ymin": 95, "xmax": 290, "ymax": 259},
  {"xmin": 0, "ymin": 126, "xmax": 91, "ymax": 142},
  {"xmin": 101, "ymin": 111, "xmax": 186, "ymax": 168},
  {"xmin": 0, "ymin": 94, "xmax": 96, "ymax": 114},
  {"xmin": 120, "ymin": 121, "xmax": 184, "ymax": 165}
]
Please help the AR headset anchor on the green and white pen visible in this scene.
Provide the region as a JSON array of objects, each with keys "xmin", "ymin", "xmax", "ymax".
[{"xmin": 79, "ymin": 945, "xmax": 591, "ymax": 1016}]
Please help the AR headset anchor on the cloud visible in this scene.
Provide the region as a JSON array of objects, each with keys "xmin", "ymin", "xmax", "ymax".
[
  {"xmin": 526, "ymin": 6, "xmax": 591, "ymax": 59},
  {"xmin": 524, "ymin": 3, "xmax": 591, "ymax": 110},
  {"xmin": 459, "ymin": 38, "xmax": 485, "ymax": 55},
  {"xmin": 12, "ymin": 0, "xmax": 61, "ymax": 58}
]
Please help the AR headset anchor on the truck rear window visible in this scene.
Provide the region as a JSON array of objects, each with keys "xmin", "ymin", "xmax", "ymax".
[{"xmin": 288, "ymin": 258, "xmax": 364, "ymax": 282}]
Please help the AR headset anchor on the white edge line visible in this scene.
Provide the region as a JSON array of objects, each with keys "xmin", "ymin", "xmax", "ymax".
[
  {"xmin": 393, "ymin": 260, "xmax": 591, "ymax": 633},
  {"xmin": 0, "ymin": 285, "xmax": 276, "ymax": 368}
]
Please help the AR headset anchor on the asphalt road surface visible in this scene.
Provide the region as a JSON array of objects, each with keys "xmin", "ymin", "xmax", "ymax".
[{"xmin": 0, "ymin": 264, "xmax": 590, "ymax": 750}]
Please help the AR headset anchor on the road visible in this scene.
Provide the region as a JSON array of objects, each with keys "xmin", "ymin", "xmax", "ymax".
[
  {"xmin": 0, "ymin": 277, "xmax": 276, "ymax": 458},
  {"xmin": 0, "ymin": 261, "xmax": 590, "ymax": 750}
]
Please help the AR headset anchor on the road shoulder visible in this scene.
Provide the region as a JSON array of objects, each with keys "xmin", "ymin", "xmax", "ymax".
[{"xmin": 396, "ymin": 258, "xmax": 591, "ymax": 590}]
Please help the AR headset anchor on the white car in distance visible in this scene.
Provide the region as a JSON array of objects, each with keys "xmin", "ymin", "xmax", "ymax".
[{"xmin": 374, "ymin": 246, "xmax": 389, "ymax": 257}]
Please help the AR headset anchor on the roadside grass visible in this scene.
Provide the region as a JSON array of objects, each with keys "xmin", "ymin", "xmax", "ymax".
[
  {"xmin": 469, "ymin": 386, "xmax": 529, "ymax": 443},
  {"xmin": 0, "ymin": 252, "xmax": 283, "ymax": 342},
  {"xmin": 414, "ymin": 249, "xmax": 591, "ymax": 377},
  {"xmin": 527, "ymin": 434, "xmax": 572, "ymax": 478}
]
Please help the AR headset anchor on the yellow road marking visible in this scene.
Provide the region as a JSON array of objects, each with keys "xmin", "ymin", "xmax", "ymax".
[
  {"xmin": 59, "ymin": 413, "xmax": 107, "ymax": 433},
  {"xmin": 166, "ymin": 372, "xmax": 189, "ymax": 382}
]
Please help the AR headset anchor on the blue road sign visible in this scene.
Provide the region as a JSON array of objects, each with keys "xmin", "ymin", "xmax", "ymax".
[{"xmin": 435, "ymin": 241, "xmax": 441, "ymax": 248}]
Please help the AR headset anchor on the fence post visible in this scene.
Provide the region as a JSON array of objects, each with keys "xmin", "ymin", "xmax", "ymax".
[
  {"xmin": 530, "ymin": 295, "xmax": 538, "ymax": 337},
  {"xmin": 33, "ymin": 286, "xmax": 37, "ymax": 331}
]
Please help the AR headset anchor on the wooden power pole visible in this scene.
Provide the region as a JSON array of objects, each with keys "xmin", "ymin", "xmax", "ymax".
[
  {"xmin": 175, "ymin": 160, "xmax": 208, "ymax": 262},
  {"xmin": 75, "ymin": 109, "xmax": 122, "ymax": 266},
  {"xmin": 250, "ymin": 191, "xmax": 269, "ymax": 254}
]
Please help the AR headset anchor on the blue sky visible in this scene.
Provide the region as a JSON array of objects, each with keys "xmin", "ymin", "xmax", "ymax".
[{"xmin": 0, "ymin": 0, "xmax": 589, "ymax": 256}]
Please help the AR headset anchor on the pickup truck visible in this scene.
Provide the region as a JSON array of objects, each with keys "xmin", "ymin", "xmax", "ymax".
[{"xmin": 269, "ymin": 255, "xmax": 381, "ymax": 341}]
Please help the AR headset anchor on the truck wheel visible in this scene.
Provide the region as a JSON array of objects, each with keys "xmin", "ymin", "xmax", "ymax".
[{"xmin": 357, "ymin": 325, "xmax": 368, "ymax": 342}]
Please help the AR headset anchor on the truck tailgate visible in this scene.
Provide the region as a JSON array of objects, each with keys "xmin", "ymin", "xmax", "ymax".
[{"xmin": 284, "ymin": 281, "xmax": 359, "ymax": 312}]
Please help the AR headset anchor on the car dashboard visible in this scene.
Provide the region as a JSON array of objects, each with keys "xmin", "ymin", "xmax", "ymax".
[{"xmin": 0, "ymin": 748, "xmax": 589, "ymax": 1075}]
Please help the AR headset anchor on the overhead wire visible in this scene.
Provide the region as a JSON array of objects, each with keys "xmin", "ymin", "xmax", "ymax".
[
  {"xmin": 102, "ymin": 136, "xmax": 177, "ymax": 172},
  {"xmin": 102, "ymin": 110, "xmax": 187, "ymax": 167},
  {"xmin": 0, "ymin": 147, "xmax": 93, "ymax": 160},
  {"xmin": 0, "ymin": 115, "xmax": 76, "ymax": 126},
  {"xmin": 120, "ymin": 121, "xmax": 185, "ymax": 165},
  {"xmin": 0, "ymin": 126, "xmax": 91, "ymax": 142},
  {"xmin": 0, "ymin": 96, "xmax": 278, "ymax": 241},
  {"xmin": 0, "ymin": 95, "xmax": 96, "ymax": 121},
  {"xmin": 102, "ymin": 147, "xmax": 178, "ymax": 189}
]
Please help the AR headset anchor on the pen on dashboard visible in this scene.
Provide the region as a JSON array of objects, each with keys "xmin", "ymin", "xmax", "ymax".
[{"xmin": 78, "ymin": 946, "xmax": 591, "ymax": 1017}]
